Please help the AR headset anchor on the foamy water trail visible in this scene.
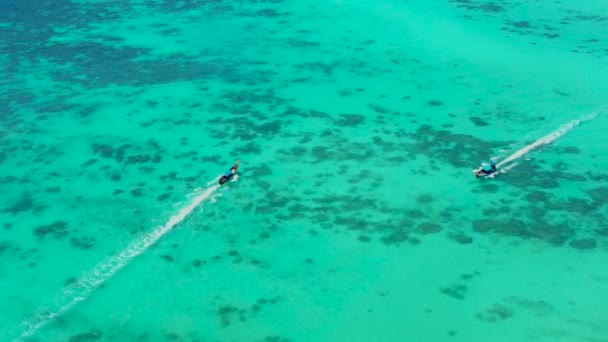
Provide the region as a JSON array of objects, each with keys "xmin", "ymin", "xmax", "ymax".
[
  {"xmin": 15, "ymin": 179, "xmax": 223, "ymax": 340},
  {"xmin": 495, "ymin": 112, "xmax": 598, "ymax": 169}
]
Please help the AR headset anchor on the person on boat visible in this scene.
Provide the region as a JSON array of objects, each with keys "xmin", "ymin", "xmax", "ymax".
[
  {"xmin": 475, "ymin": 163, "xmax": 496, "ymax": 177},
  {"xmin": 229, "ymin": 160, "xmax": 239, "ymax": 174},
  {"xmin": 219, "ymin": 160, "xmax": 240, "ymax": 184}
]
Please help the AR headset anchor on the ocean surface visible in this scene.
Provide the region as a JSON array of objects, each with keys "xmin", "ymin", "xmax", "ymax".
[{"xmin": 1, "ymin": 0, "xmax": 608, "ymax": 341}]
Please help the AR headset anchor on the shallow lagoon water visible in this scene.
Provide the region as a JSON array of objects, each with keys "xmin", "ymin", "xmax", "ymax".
[{"xmin": 1, "ymin": 0, "xmax": 607, "ymax": 341}]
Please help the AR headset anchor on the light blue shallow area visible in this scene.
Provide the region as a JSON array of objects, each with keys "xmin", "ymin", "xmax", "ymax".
[{"xmin": 1, "ymin": 0, "xmax": 607, "ymax": 341}]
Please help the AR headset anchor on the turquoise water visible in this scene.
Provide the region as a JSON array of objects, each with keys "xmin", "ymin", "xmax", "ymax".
[{"xmin": 1, "ymin": 0, "xmax": 608, "ymax": 341}]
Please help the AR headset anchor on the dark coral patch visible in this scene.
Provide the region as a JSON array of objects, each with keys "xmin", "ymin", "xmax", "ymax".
[
  {"xmin": 217, "ymin": 305, "xmax": 239, "ymax": 327},
  {"xmin": 249, "ymin": 164, "xmax": 273, "ymax": 177},
  {"xmin": 334, "ymin": 216, "xmax": 368, "ymax": 231},
  {"xmin": 0, "ymin": 241, "xmax": 12, "ymax": 255},
  {"xmin": 473, "ymin": 219, "xmax": 502, "ymax": 232},
  {"xmin": 91, "ymin": 140, "xmax": 164, "ymax": 164},
  {"xmin": 335, "ymin": 114, "xmax": 365, "ymax": 127},
  {"xmin": 545, "ymin": 197, "xmax": 594, "ymax": 215},
  {"xmin": 428, "ymin": 100, "xmax": 443, "ymax": 106},
  {"xmin": 451, "ymin": 0, "xmax": 505, "ymax": 13},
  {"xmin": 0, "ymin": 176, "xmax": 18, "ymax": 184},
  {"xmin": 502, "ymin": 162, "xmax": 564, "ymax": 188},
  {"xmin": 441, "ymin": 283, "xmax": 467, "ymax": 300},
  {"xmin": 531, "ymin": 222, "xmax": 571, "ymax": 246},
  {"xmin": 70, "ymin": 237, "xmax": 95, "ymax": 250},
  {"xmin": 165, "ymin": 333, "xmax": 181, "ymax": 341},
  {"xmin": 161, "ymin": 255, "xmax": 174, "ymax": 262},
  {"xmin": 476, "ymin": 303, "xmax": 514, "ymax": 322},
  {"xmin": 125, "ymin": 154, "xmax": 162, "ymax": 164},
  {"xmin": 405, "ymin": 209, "xmax": 426, "ymax": 219},
  {"xmin": 233, "ymin": 142, "xmax": 262, "ymax": 156},
  {"xmin": 310, "ymin": 143, "xmax": 373, "ymax": 163},
  {"xmin": 448, "ymin": 231, "xmax": 473, "ymax": 244},
  {"xmin": 509, "ymin": 21, "xmax": 532, "ymax": 28},
  {"xmin": 40, "ymin": 40, "xmax": 242, "ymax": 88},
  {"xmin": 109, "ymin": 171, "xmax": 121, "ymax": 181},
  {"xmin": 69, "ymin": 329, "xmax": 103, "ymax": 342},
  {"xmin": 469, "ymin": 116, "xmax": 489, "ymax": 127},
  {"xmin": 34, "ymin": 221, "xmax": 68, "ymax": 239},
  {"xmin": 368, "ymin": 104, "xmax": 388, "ymax": 114},
  {"xmin": 417, "ymin": 222, "xmax": 442, "ymax": 234},
  {"xmin": 92, "ymin": 144, "xmax": 116, "ymax": 158},
  {"xmin": 258, "ymin": 120, "xmax": 282, "ymax": 135},
  {"xmin": 64, "ymin": 277, "xmax": 77, "ymax": 286},
  {"xmin": 277, "ymin": 146, "xmax": 307, "ymax": 158},
  {"xmin": 526, "ymin": 191, "xmax": 550, "ymax": 202},
  {"xmin": 358, "ymin": 235, "xmax": 371, "ymax": 242},
  {"xmin": 262, "ymin": 336, "xmax": 290, "ymax": 342},
  {"xmin": 561, "ymin": 146, "xmax": 580, "ymax": 154},
  {"xmin": 535, "ymin": 178, "xmax": 559, "ymax": 188},
  {"xmin": 417, "ymin": 194, "xmax": 434, "ymax": 204},
  {"xmin": 569, "ymin": 239, "xmax": 597, "ymax": 250},
  {"xmin": 157, "ymin": 193, "xmax": 170, "ymax": 202},
  {"xmin": 3, "ymin": 191, "xmax": 37, "ymax": 214},
  {"xmin": 380, "ymin": 228, "xmax": 409, "ymax": 245},
  {"xmin": 130, "ymin": 188, "xmax": 143, "ymax": 197},
  {"xmin": 587, "ymin": 187, "xmax": 608, "ymax": 204},
  {"xmin": 472, "ymin": 219, "xmax": 569, "ymax": 245},
  {"xmin": 595, "ymin": 228, "xmax": 608, "ymax": 237},
  {"xmin": 407, "ymin": 124, "xmax": 507, "ymax": 168}
]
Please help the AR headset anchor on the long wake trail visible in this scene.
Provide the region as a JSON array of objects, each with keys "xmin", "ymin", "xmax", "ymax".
[
  {"xmin": 14, "ymin": 179, "xmax": 222, "ymax": 341},
  {"xmin": 495, "ymin": 112, "xmax": 598, "ymax": 169}
]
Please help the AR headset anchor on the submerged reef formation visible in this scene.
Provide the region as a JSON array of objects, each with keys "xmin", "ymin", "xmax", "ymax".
[
  {"xmin": 214, "ymin": 296, "xmax": 282, "ymax": 327},
  {"xmin": 1, "ymin": 0, "xmax": 607, "ymax": 340}
]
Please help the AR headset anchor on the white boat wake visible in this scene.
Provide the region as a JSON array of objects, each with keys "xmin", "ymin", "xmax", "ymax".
[
  {"xmin": 478, "ymin": 112, "xmax": 598, "ymax": 177},
  {"xmin": 13, "ymin": 176, "xmax": 236, "ymax": 341}
]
